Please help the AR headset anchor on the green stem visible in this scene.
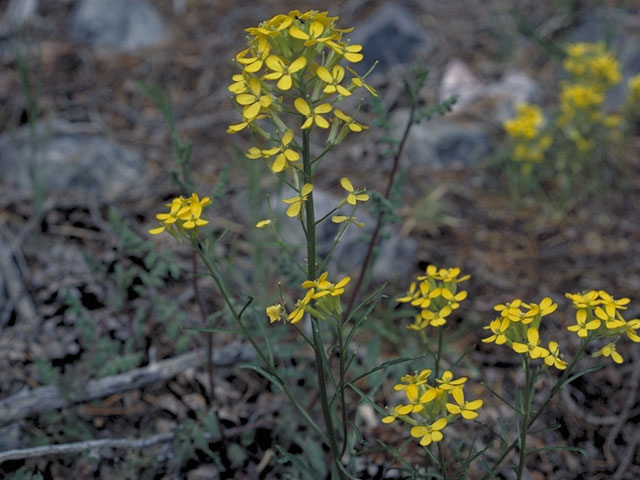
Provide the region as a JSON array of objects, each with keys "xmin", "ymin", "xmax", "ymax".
[
  {"xmin": 437, "ymin": 441, "xmax": 449, "ymax": 480},
  {"xmin": 483, "ymin": 342, "xmax": 588, "ymax": 478},
  {"xmin": 516, "ymin": 357, "xmax": 532, "ymax": 480},
  {"xmin": 435, "ymin": 327, "xmax": 443, "ymax": 379},
  {"xmin": 302, "ymin": 129, "xmax": 344, "ymax": 478},
  {"xmin": 195, "ymin": 244, "xmax": 328, "ymax": 443}
]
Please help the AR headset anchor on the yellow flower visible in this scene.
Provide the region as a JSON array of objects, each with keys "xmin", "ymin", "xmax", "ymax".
[
  {"xmin": 527, "ymin": 297, "xmax": 558, "ymax": 317},
  {"xmin": 435, "ymin": 370, "xmax": 467, "ymax": 391},
  {"xmin": 264, "ymin": 55, "xmax": 307, "ymax": 91},
  {"xmin": 482, "ymin": 317, "xmax": 510, "ymax": 345},
  {"xmin": 228, "ymin": 73, "xmax": 249, "ymax": 94},
  {"xmin": 544, "ymin": 341, "xmax": 567, "ymax": 370},
  {"xmin": 410, "ymin": 418, "xmax": 447, "ymax": 446},
  {"xmin": 294, "ymin": 98, "xmax": 333, "ymax": 129},
  {"xmin": 340, "ymin": 177, "xmax": 369, "ymax": 205},
  {"xmin": 512, "ymin": 327, "xmax": 549, "ymax": 359},
  {"xmin": 282, "ymin": 183, "xmax": 313, "ymax": 217},
  {"xmin": 256, "ymin": 219, "xmax": 272, "ymax": 228},
  {"xmin": 600, "ymin": 343, "xmax": 623, "ymax": 364},
  {"xmin": 235, "ymin": 48, "xmax": 265, "ymax": 73},
  {"xmin": 504, "ymin": 103, "xmax": 544, "ymax": 140},
  {"xmin": 266, "ymin": 304, "xmax": 284, "ymax": 323},
  {"xmin": 260, "ymin": 129, "xmax": 300, "ymax": 172},
  {"xmin": 440, "ymin": 288, "xmax": 467, "ymax": 310},
  {"xmin": 396, "ymin": 385, "xmax": 424, "ymax": 415},
  {"xmin": 289, "ymin": 288, "xmax": 314, "ymax": 324},
  {"xmin": 347, "ymin": 66, "xmax": 377, "ymax": 96},
  {"xmin": 149, "ymin": 197, "xmax": 185, "ymax": 235},
  {"xmin": 326, "ymin": 41, "xmax": 364, "ymax": 62},
  {"xmin": 445, "ymin": 388, "xmax": 483, "ymax": 420},
  {"xmin": 494, "ymin": 299, "xmax": 526, "ymax": 323},
  {"xmin": 235, "ymin": 78, "xmax": 272, "ymax": 120},
  {"xmin": 289, "ymin": 20, "xmax": 333, "ymax": 46},
  {"xmin": 381, "ymin": 405, "xmax": 403, "ymax": 424},
  {"xmin": 624, "ymin": 319, "xmax": 640, "ymax": 342},
  {"xmin": 393, "ymin": 369, "xmax": 432, "ymax": 391},
  {"xmin": 334, "ymin": 110, "xmax": 368, "ymax": 132},
  {"xmin": 567, "ymin": 309, "xmax": 601, "ymax": 338},
  {"xmin": 316, "ymin": 65, "xmax": 351, "ymax": 96},
  {"xmin": 594, "ymin": 303, "xmax": 626, "ymax": 330},
  {"xmin": 418, "ymin": 306, "xmax": 451, "ymax": 328}
]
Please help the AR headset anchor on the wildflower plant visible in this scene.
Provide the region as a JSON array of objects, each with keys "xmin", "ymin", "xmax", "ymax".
[
  {"xmin": 479, "ymin": 291, "xmax": 639, "ymax": 478},
  {"xmin": 500, "ymin": 42, "xmax": 639, "ymax": 206},
  {"xmin": 142, "ymin": 10, "xmax": 635, "ymax": 479}
]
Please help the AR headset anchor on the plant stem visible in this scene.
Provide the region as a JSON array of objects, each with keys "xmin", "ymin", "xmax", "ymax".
[
  {"xmin": 437, "ymin": 441, "xmax": 449, "ymax": 480},
  {"xmin": 195, "ymin": 245, "xmax": 329, "ymax": 443},
  {"xmin": 483, "ymin": 343, "xmax": 587, "ymax": 478},
  {"xmin": 302, "ymin": 129, "xmax": 344, "ymax": 478},
  {"xmin": 516, "ymin": 357, "xmax": 532, "ymax": 480},
  {"xmin": 435, "ymin": 327, "xmax": 443, "ymax": 379},
  {"xmin": 191, "ymin": 251, "xmax": 215, "ymax": 407}
]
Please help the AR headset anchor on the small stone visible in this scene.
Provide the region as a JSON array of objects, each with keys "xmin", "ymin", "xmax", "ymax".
[
  {"xmin": 393, "ymin": 109, "xmax": 493, "ymax": 168},
  {"xmin": 71, "ymin": 0, "xmax": 166, "ymax": 51}
]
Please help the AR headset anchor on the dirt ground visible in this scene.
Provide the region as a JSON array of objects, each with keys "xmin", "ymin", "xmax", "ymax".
[{"xmin": 0, "ymin": 0, "xmax": 639, "ymax": 478}]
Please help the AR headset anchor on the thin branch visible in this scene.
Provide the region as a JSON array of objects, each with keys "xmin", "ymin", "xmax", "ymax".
[
  {"xmin": 0, "ymin": 341, "xmax": 253, "ymax": 425},
  {"xmin": 0, "ymin": 433, "xmax": 174, "ymax": 463}
]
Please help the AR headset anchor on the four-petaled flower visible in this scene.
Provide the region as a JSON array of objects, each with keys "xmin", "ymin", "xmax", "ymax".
[
  {"xmin": 316, "ymin": 65, "xmax": 351, "ymax": 96},
  {"xmin": 340, "ymin": 177, "xmax": 369, "ymax": 205},
  {"xmin": 410, "ymin": 418, "xmax": 448, "ymax": 446},
  {"xmin": 544, "ymin": 341, "xmax": 567, "ymax": 370},
  {"xmin": 567, "ymin": 309, "xmax": 601, "ymax": 338},
  {"xmin": 236, "ymin": 78, "xmax": 272, "ymax": 120},
  {"xmin": 282, "ymin": 183, "xmax": 313, "ymax": 217},
  {"xmin": 512, "ymin": 327, "xmax": 549, "ymax": 359},
  {"xmin": 289, "ymin": 21, "xmax": 333, "ymax": 46},
  {"xmin": 482, "ymin": 317, "xmax": 510, "ymax": 345},
  {"xmin": 294, "ymin": 98, "xmax": 333, "ymax": 129},
  {"xmin": 288, "ymin": 288, "xmax": 314, "ymax": 324},
  {"xmin": 334, "ymin": 110, "xmax": 368, "ymax": 132},
  {"xmin": 264, "ymin": 55, "xmax": 307, "ymax": 91},
  {"xmin": 445, "ymin": 388, "xmax": 483, "ymax": 419}
]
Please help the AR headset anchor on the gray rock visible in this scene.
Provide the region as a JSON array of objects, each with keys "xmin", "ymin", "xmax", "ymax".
[
  {"xmin": 71, "ymin": 0, "xmax": 166, "ymax": 50},
  {"xmin": 273, "ymin": 187, "xmax": 415, "ymax": 282},
  {"xmin": 393, "ymin": 109, "xmax": 493, "ymax": 168},
  {"xmin": 439, "ymin": 59, "xmax": 541, "ymax": 123},
  {"xmin": 350, "ymin": 3, "xmax": 432, "ymax": 74},
  {"xmin": 0, "ymin": 128, "xmax": 146, "ymax": 201}
]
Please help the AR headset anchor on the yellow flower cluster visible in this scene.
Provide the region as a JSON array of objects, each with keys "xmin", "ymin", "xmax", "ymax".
[
  {"xmin": 566, "ymin": 290, "xmax": 639, "ymax": 364},
  {"xmin": 503, "ymin": 103, "xmax": 552, "ymax": 172},
  {"xmin": 483, "ymin": 297, "xmax": 567, "ymax": 369},
  {"xmin": 563, "ymin": 43, "xmax": 621, "ymax": 91},
  {"xmin": 382, "ymin": 369, "xmax": 482, "ymax": 447},
  {"xmin": 227, "ymin": 9, "xmax": 376, "ymax": 166},
  {"xmin": 149, "ymin": 193, "xmax": 211, "ymax": 236},
  {"xmin": 557, "ymin": 43, "xmax": 623, "ymax": 151},
  {"xmin": 397, "ymin": 265, "xmax": 470, "ymax": 330},
  {"xmin": 267, "ymin": 271, "xmax": 351, "ymax": 324}
]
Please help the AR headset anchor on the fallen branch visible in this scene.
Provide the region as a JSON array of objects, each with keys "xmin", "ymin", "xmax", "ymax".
[
  {"xmin": 0, "ymin": 432, "xmax": 174, "ymax": 463},
  {"xmin": 0, "ymin": 418, "xmax": 271, "ymax": 463},
  {"xmin": 0, "ymin": 341, "xmax": 253, "ymax": 425}
]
